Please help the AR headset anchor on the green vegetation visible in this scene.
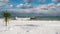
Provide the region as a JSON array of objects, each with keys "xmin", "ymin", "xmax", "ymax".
[{"xmin": 2, "ymin": 11, "xmax": 11, "ymax": 26}]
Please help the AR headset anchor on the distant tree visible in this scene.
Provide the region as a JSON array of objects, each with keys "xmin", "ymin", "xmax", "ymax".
[{"xmin": 2, "ymin": 11, "xmax": 11, "ymax": 26}]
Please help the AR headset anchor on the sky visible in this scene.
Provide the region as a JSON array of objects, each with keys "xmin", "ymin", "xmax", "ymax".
[
  {"xmin": 0, "ymin": 0, "xmax": 51, "ymax": 8},
  {"xmin": 0, "ymin": 0, "xmax": 60, "ymax": 16}
]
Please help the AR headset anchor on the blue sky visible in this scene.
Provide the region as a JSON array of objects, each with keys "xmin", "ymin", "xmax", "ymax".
[
  {"xmin": 0, "ymin": 0, "xmax": 54, "ymax": 9},
  {"xmin": 0, "ymin": 0, "xmax": 60, "ymax": 16},
  {"xmin": 0, "ymin": 0, "xmax": 59, "ymax": 9}
]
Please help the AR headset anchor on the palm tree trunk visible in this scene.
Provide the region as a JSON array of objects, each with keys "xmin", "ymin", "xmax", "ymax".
[
  {"xmin": 5, "ymin": 22, "xmax": 7, "ymax": 26},
  {"xmin": 5, "ymin": 17, "xmax": 8, "ymax": 26}
]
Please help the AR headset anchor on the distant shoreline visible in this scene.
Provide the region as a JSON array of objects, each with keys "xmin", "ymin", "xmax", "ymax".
[{"xmin": 0, "ymin": 16, "xmax": 60, "ymax": 20}]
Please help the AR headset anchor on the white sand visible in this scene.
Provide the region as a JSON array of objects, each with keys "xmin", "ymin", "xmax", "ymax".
[{"xmin": 0, "ymin": 19, "xmax": 60, "ymax": 34}]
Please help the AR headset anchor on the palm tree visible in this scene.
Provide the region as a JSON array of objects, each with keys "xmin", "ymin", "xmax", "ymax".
[{"xmin": 2, "ymin": 11, "xmax": 11, "ymax": 26}]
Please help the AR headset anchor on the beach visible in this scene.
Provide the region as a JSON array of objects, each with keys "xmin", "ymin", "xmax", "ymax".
[{"xmin": 0, "ymin": 18, "xmax": 60, "ymax": 34}]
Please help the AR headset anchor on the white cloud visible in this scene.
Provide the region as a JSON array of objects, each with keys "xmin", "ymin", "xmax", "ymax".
[
  {"xmin": 7, "ymin": 3, "xmax": 60, "ymax": 16},
  {"xmin": 52, "ymin": 0, "xmax": 60, "ymax": 2},
  {"xmin": 57, "ymin": 3, "xmax": 60, "ymax": 7},
  {"xmin": 37, "ymin": 3, "xmax": 60, "ymax": 16},
  {"xmin": 48, "ymin": 3, "xmax": 56, "ymax": 7},
  {"xmin": 16, "ymin": 4, "xmax": 24, "ymax": 8},
  {"xmin": 0, "ymin": 0, "xmax": 3, "ymax": 1},
  {"xmin": 56, "ymin": 3, "xmax": 60, "ymax": 13},
  {"xmin": 0, "ymin": 0, "xmax": 8, "ymax": 2},
  {"xmin": 39, "ymin": 0, "xmax": 46, "ymax": 4},
  {"xmin": 10, "ymin": 5, "xmax": 13, "ymax": 7},
  {"xmin": 6, "ymin": 4, "xmax": 13, "ymax": 8},
  {"xmin": 24, "ymin": 0, "xmax": 31, "ymax": 3},
  {"xmin": 33, "ymin": 3, "xmax": 60, "ymax": 15},
  {"xmin": 0, "ymin": 0, "xmax": 9, "ymax": 6},
  {"xmin": 48, "ymin": 3, "xmax": 56, "ymax": 12},
  {"xmin": 52, "ymin": 0, "xmax": 57, "ymax": 2},
  {"xmin": 0, "ymin": 2, "xmax": 6, "ymax": 6},
  {"xmin": 34, "ymin": 4, "xmax": 49, "ymax": 14},
  {"xmin": 16, "ymin": 3, "xmax": 32, "ymax": 8},
  {"xmin": 40, "ymin": 4, "xmax": 48, "ymax": 9}
]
